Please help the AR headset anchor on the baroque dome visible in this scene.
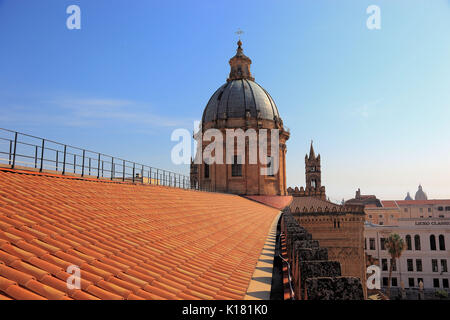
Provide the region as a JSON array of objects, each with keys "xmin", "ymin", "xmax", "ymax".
[
  {"xmin": 404, "ymin": 192, "xmax": 413, "ymax": 201},
  {"xmin": 415, "ymin": 185, "xmax": 428, "ymax": 200},
  {"xmin": 202, "ymin": 79, "xmax": 280, "ymax": 123},
  {"xmin": 202, "ymin": 40, "xmax": 281, "ymax": 124}
]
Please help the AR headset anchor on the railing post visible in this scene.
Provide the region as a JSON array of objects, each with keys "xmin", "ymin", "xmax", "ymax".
[
  {"xmin": 132, "ymin": 163, "xmax": 135, "ymax": 183},
  {"xmin": 11, "ymin": 132, "xmax": 18, "ymax": 169},
  {"xmin": 34, "ymin": 145, "xmax": 38, "ymax": 168},
  {"xmin": 56, "ymin": 150, "xmax": 59, "ymax": 171},
  {"xmin": 111, "ymin": 157, "xmax": 114, "ymax": 180},
  {"xmin": 8, "ymin": 140, "xmax": 12, "ymax": 165},
  {"xmin": 101, "ymin": 160, "xmax": 104, "ymax": 177},
  {"xmin": 39, "ymin": 139, "xmax": 45, "ymax": 172},
  {"xmin": 148, "ymin": 167, "xmax": 151, "ymax": 185},
  {"xmin": 141, "ymin": 165, "xmax": 144, "ymax": 184},
  {"xmin": 73, "ymin": 154, "xmax": 76, "ymax": 173},
  {"xmin": 156, "ymin": 169, "xmax": 159, "ymax": 185},
  {"xmin": 97, "ymin": 153, "xmax": 101, "ymax": 179},
  {"xmin": 81, "ymin": 149, "xmax": 85, "ymax": 177},
  {"xmin": 89, "ymin": 158, "xmax": 91, "ymax": 175},
  {"xmin": 123, "ymin": 160, "xmax": 125, "ymax": 182},
  {"xmin": 62, "ymin": 145, "xmax": 67, "ymax": 174}
]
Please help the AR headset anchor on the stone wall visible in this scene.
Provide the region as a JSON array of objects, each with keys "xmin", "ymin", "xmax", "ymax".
[
  {"xmin": 288, "ymin": 207, "xmax": 367, "ymax": 299},
  {"xmin": 281, "ymin": 213, "xmax": 364, "ymax": 300}
]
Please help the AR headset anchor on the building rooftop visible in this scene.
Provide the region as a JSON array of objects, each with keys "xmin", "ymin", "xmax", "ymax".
[
  {"xmin": 381, "ymin": 199, "xmax": 450, "ymax": 208},
  {"xmin": 289, "ymin": 196, "xmax": 341, "ymax": 213},
  {"xmin": 0, "ymin": 167, "xmax": 280, "ymax": 300},
  {"xmin": 244, "ymin": 195, "xmax": 292, "ymax": 210}
]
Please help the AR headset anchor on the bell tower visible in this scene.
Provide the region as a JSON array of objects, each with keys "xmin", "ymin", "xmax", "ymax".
[{"xmin": 305, "ymin": 141, "xmax": 321, "ymax": 189}]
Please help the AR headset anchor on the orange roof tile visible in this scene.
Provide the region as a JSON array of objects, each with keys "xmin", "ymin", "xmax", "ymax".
[
  {"xmin": 382, "ymin": 199, "xmax": 450, "ymax": 207},
  {"xmin": 289, "ymin": 196, "xmax": 341, "ymax": 211},
  {"xmin": 244, "ymin": 195, "xmax": 292, "ymax": 210},
  {"xmin": 0, "ymin": 168, "xmax": 279, "ymax": 300}
]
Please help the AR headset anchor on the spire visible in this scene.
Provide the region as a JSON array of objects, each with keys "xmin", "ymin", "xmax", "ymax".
[
  {"xmin": 227, "ymin": 40, "xmax": 254, "ymax": 82},
  {"xmin": 309, "ymin": 140, "xmax": 316, "ymax": 159}
]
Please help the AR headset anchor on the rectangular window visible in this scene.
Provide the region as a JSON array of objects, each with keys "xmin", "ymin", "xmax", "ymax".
[
  {"xmin": 432, "ymin": 259, "xmax": 439, "ymax": 272},
  {"xmin": 428, "ymin": 208, "xmax": 432, "ymax": 212},
  {"xmin": 408, "ymin": 278, "xmax": 415, "ymax": 288},
  {"xmin": 407, "ymin": 259, "xmax": 413, "ymax": 272},
  {"xmin": 204, "ymin": 163, "xmax": 209, "ymax": 179},
  {"xmin": 416, "ymin": 259, "xmax": 423, "ymax": 272},
  {"xmin": 441, "ymin": 259, "xmax": 448, "ymax": 273},
  {"xmin": 231, "ymin": 155, "xmax": 242, "ymax": 177},
  {"xmin": 433, "ymin": 278, "xmax": 440, "ymax": 288},
  {"xmin": 391, "ymin": 259, "xmax": 397, "ymax": 272},
  {"xmin": 443, "ymin": 279, "xmax": 449, "ymax": 288},
  {"xmin": 392, "ymin": 277, "xmax": 398, "ymax": 287},
  {"xmin": 369, "ymin": 238, "xmax": 375, "ymax": 250},
  {"xmin": 420, "ymin": 208, "xmax": 423, "ymax": 213},
  {"xmin": 382, "ymin": 277, "xmax": 388, "ymax": 287},
  {"xmin": 267, "ymin": 156, "xmax": 275, "ymax": 177},
  {"xmin": 364, "ymin": 238, "xmax": 367, "ymax": 250},
  {"xmin": 380, "ymin": 238, "xmax": 386, "ymax": 250},
  {"xmin": 382, "ymin": 259, "xmax": 388, "ymax": 271}
]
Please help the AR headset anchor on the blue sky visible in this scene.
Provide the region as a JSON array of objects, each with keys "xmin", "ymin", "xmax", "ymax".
[{"xmin": 0, "ymin": 0, "xmax": 449, "ymax": 201}]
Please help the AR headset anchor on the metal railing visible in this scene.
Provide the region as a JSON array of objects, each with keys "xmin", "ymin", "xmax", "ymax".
[{"xmin": 0, "ymin": 128, "xmax": 210, "ymax": 191}]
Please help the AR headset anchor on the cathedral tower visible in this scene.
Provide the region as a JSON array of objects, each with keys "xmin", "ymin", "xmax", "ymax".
[{"xmin": 305, "ymin": 141, "xmax": 321, "ymax": 190}]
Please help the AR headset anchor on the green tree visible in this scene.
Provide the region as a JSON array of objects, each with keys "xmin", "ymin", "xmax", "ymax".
[{"xmin": 385, "ymin": 233, "xmax": 405, "ymax": 298}]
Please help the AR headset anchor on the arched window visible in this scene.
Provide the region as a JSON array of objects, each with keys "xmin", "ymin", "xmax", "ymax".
[
  {"xmin": 406, "ymin": 235, "xmax": 412, "ymax": 250},
  {"xmin": 311, "ymin": 179, "xmax": 317, "ymax": 188},
  {"xmin": 430, "ymin": 235, "xmax": 436, "ymax": 251},
  {"xmin": 439, "ymin": 235, "xmax": 446, "ymax": 251},
  {"xmin": 414, "ymin": 235, "xmax": 421, "ymax": 251}
]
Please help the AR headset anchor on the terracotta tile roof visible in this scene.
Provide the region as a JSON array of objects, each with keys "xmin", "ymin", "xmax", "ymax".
[
  {"xmin": 381, "ymin": 200, "xmax": 450, "ymax": 207},
  {"xmin": 244, "ymin": 196, "xmax": 292, "ymax": 210},
  {"xmin": 288, "ymin": 196, "xmax": 341, "ymax": 212},
  {"xmin": 380, "ymin": 201, "xmax": 398, "ymax": 208},
  {"xmin": 0, "ymin": 168, "xmax": 280, "ymax": 300}
]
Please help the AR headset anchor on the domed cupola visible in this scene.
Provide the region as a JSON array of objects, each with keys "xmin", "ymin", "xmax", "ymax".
[
  {"xmin": 404, "ymin": 192, "xmax": 413, "ymax": 201},
  {"xmin": 415, "ymin": 185, "xmax": 428, "ymax": 200},
  {"xmin": 192, "ymin": 39, "xmax": 290, "ymax": 196},
  {"xmin": 202, "ymin": 40, "xmax": 282, "ymax": 125}
]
